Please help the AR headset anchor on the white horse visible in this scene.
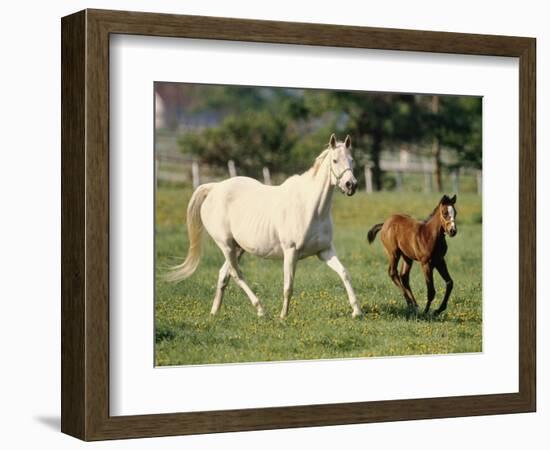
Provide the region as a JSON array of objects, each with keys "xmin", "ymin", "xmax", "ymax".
[{"xmin": 167, "ymin": 134, "xmax": 362, "ymax": 318}]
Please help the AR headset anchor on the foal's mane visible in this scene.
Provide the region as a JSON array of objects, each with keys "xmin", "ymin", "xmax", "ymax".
[
  {"xmin": 424, "ymin": 196, "xmax": 454, "ymax": 222},
  {"xmin": 425, "ymin": 205, "xmax": 440, "ymax": 222}
]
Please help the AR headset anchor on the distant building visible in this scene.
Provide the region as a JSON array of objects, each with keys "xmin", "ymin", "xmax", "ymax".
[
  {"xmin": 155, "ymin": 92, "xmax": 165, "ymax": 129},
  {"xmin": 155, "ymin": 82, "xmax": 222, "ymax": 131}
]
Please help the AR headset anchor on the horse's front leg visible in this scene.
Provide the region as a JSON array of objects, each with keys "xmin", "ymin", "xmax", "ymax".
[
  {"xmin": 421, "ymin": 262, "xmax": 435, "ymax": 314},
  {"xmin": 280, "ymin": 246, "xmax": 298, "ymax": 319},
  {"xmin": 318, "ymin": 247, "xmax": 362, "ymax": 318},
  {"xmin": 434, "ymin": 259, "xmax": 453, "ymax": 315}
]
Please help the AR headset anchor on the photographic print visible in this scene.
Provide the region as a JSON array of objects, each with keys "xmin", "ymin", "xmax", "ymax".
[
  {"xmin": 61, "ymin": 11, "xmax": 535, "ymax": 439},
  {"xmin": 154, "ymin": 82, "xmax": 482, "ymax": 366}
]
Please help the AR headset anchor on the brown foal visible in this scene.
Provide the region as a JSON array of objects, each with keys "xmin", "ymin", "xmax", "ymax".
[{"xmin": 367, "ymin": 195, "xmax": 458, "ymax": 315}]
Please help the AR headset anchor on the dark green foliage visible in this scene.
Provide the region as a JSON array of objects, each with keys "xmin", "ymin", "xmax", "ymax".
[
  {"xmin": 437, "ymin": 96, "xmax": 482, "ymax": 169},
  {"xmin": 171, "ymin": 84, "xmax": 481, "ymax": 187},
  {"xmin": 180, "ymin": 110, "xmax": 298, "ymax": 176},
  {"xmin": 303, "ymin": 91, "xmax": 426, "ymax": 189}
]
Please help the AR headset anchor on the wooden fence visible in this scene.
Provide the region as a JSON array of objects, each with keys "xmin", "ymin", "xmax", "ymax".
[
  {"xmin": 156, "ymin": 152, "xmax": 481, "ymax": 194},
  {"xmin": 364, "ymin": 160, "xmax": 482, "ymax": 194}
]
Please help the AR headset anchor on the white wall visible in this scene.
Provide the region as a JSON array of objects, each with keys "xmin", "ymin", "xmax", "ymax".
[{"xmin": 0, "ymin": 1, "xmax": 546, "ymax": 449}]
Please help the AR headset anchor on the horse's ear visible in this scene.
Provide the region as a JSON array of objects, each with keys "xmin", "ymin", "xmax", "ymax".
[
  {"xmin": 440, "ymin": 195, "xmax": 449, "ymax": 205},
  {"xmin": 345, "ymin": 135, "xmax": 352, "ymax": 149},
  {"xmin": 329, "ymin": 133, "xmax": 337, "ymax": 149},
  {"xmin": 450, "ymin": 194, "xmax": 457, "ymax": 204}
]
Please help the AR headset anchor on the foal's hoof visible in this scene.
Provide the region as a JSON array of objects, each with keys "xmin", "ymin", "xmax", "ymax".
[
  {"xmin": 352, "ymin": 309, "xmax": 363, "ymax": 318},
  {"xmin": 406, "ymin": 306, "xmax": 419, "ymax": 320},
  {"xmin": 257, "ymin": 307, "xmax": 266, "ymax": 317}
]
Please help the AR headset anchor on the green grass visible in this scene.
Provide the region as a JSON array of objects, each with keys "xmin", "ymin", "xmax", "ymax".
[{"xmin": 155, "ymin": 184, "xmax": 482, "ymax": 366}]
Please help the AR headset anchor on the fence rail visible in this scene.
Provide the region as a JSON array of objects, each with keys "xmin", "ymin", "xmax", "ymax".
[{"xmin": 156, "ymin": 152, "xmax": 481, "ymax": 194}]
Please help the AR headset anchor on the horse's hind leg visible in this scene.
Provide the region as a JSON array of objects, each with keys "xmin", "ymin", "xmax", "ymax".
[
  {"xmin": 210, "ymin": 248, "xmax": 243, "ymax": 315},
  {"xmin": 434, "ymin": 259, "xmax": 453, "ymax": 315},
  {"xmin": 400, "ymin": 257, "xmax": 419, "ymax": 311},
  {"xmin": 385, "ymin": 250, "xmax": 408, "ymax": 303},
  {"xmin": 220, "ymin": 243, "xmax": 266, "ymax": 317},
  {"xmin": 210, "ymin": 261, "xmax": 229, "ymax": 315}
]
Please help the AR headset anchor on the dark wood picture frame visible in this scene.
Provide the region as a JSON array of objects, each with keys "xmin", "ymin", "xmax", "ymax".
[{"xmin": 61, "ymin": 8, "xmax": 536, "ymax": 441}]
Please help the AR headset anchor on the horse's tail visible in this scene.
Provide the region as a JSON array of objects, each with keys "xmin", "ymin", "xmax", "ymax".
[
  {"xmin": 367, "ymin": 223, "xmax": 383, "ymax": 244},
  {"xmin": 165, "ymin": 183, "xmax": 215, "ymax": 283}
]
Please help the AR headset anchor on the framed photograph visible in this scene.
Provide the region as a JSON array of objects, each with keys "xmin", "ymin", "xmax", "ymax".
[{"xmin": 61, "ymin": 9, "xmax": 536, "ymax": 441}]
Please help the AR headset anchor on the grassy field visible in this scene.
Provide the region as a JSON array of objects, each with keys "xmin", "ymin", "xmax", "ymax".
[{"xmin": 155, "ymin": 184, "xmax": 482, "ymax": 366}]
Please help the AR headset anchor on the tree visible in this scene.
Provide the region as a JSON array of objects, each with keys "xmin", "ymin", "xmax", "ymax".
[
  {"xmin": 425, "ymin": 96, "xmax": 482, "ymax": 191},
  {"xmin": 178, "ymin": 86, "xmax": 320, "ymax": 176},
  {"xmin": 180, "ymin": 109, "xmax": 299, "ymax": 176},
  {"xmin": 304, "ymin": 91, "xmax": 424, "ymax": 190},
  {"xmin": 175, "ymin": 85, "xmax": 481, "ymax": 188},
  {"xmin": 439, "ymin": 96, "xmax": 482, "ymax": 169}
]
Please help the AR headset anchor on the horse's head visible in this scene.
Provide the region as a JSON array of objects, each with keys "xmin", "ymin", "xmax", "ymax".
[
  {"xmin": 438, "ymin": 194, "xmax": 458, "ymax": 237},
  {"xmin": 328, "ymin": 134, "xmax": 357, "ymax": 196}
]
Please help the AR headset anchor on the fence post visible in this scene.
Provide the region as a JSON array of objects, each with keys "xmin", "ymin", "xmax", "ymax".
[
  {"xmin": 476, "ymin": 170, "xmax": 482, "ymax": 195},
  {"xmin": 452, "ymin": 168, "xmax": 460, "ymax": 193},
  {"xmin": 395, "ymin": 171, "xmax": 403, "ymax": 191},
  {"xmin": 262, "ymin": 167, "xmax": 272, "ymax": 185},
  {"xmin": 228, "ymin": 160, "xmax": 237, "ymax": 178},
  {"xmin": 364, "ymin": 164, "xmax": 373, "ymax": 194},
  {"xmin": 424, "ymin": 171, "xmax": 433, "ymax": 193},
  {"xmin": 192, "ymin": 161, "xmax": 200, "ymax": 189}
]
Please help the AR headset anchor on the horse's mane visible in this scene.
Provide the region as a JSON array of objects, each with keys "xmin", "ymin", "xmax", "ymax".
[
  {"xmin": 425, "ymin": 195, "xmax": 454, "ymax": 222},
  {"xmin": 279, "ymin": 148, "xmax": 330, "ymax": 187},
  {"xmin": 424, "ymin": 206, "xmax": 439, "ymax": 222},
  {"xmin": 306, "ymin": 148, "xmax": 330, "ymax": 177}
]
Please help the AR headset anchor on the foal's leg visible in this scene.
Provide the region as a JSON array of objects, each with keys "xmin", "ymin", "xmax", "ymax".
[
  {"xmin": 318, "ymin": 247, "xmax": 362, "ymax": 318},
  {"xmin": 386, "ymin": 250, "xmax": 402, "ymax": 289},
  {"xmin": 220, "ymin": 244, "xmax": 265, "ymax": 317},
  {"xmin": 400, "ymin": 257, "xmax": 419, "ymax": 311},
  {"xmin": 434, "ymin": 259, "xmax": 453, "ymax": 315},
  {"xmin": 421, "ymin": 263, "xmax": 436, "ymax": 314},
  {"xmin": 210, "ymin": 248, "xmax": 243, "ymax": 315},
  {"xmin": 385, "ymin": 249, "xmax": 411, "ymax": 307},
  {"xmin": 280, "ymin": 247, "xmax": 298, "ymax": 319}
]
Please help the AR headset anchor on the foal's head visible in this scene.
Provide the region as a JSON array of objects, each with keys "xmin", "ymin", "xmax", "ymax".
[
  {"xmin": 436, "ymin": 195, "xmax": 458, "ymax": 237},
  {"xmin": 328, "ymin": 134, "xmax": 357, "ymax": 196}
]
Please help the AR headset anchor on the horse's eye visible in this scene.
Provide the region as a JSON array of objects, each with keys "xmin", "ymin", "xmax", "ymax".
[{"xmin": 332, "ymin": 159, "xmax": 338, "ymax": 164}]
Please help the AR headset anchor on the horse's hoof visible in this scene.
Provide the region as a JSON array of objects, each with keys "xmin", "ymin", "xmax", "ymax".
[
  {"xmin": 352, "ymin": 310, "xmax": 363, "ymax": 318},
  {"xmin": 257, "ymin": 307, "xmax": 266, "ymax": 317},
  {"xmin": 406, "ymin": 307, "xmax": 419, "ymax": 320}
]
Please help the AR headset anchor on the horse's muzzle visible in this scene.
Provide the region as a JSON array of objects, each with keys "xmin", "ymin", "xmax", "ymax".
[{"xmin": 345, "ymin": 180, "xmax": 357, "ymax": 196}]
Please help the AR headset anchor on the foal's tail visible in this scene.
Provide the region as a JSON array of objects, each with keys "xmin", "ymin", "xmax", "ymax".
[
  {"xmin": 165, "ymin": 183, "xmax": 215, "ymax": 283},
  {"xmin": 367, "ymin": 223, "xmax": 383, "ymax": 244}
]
